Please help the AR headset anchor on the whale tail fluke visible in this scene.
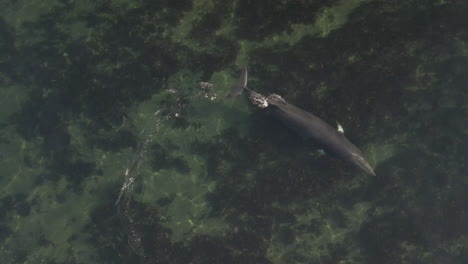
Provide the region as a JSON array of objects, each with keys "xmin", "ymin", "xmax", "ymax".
[{"xmin": 227, "ymin": 64, "xmax": 248, "ymax": 99}]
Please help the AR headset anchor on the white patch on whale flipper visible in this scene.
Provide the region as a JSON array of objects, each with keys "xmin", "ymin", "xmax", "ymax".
[{"xmin": 336, "ymin": 121, "xmax": 344, "ymax": 134}]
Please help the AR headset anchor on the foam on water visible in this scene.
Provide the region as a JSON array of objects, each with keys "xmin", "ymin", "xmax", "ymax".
[{"xmin": 115, "ymin": 81, "xmax": 217, "ymax": 258}]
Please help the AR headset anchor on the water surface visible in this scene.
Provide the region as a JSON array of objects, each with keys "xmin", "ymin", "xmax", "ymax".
[{"xmin": 0, "ymin": 1, "xmax": 467, "ymax": 263}]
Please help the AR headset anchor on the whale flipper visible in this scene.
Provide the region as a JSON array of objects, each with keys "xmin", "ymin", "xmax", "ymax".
[{"xmin": 336, "ymin": 122, "xmax": 344, "ymax": 134}]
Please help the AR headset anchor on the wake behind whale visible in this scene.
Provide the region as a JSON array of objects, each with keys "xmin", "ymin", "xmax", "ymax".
[{"xmin": 115, "ymin": 66, "xmax": 375, "ymax": 259}]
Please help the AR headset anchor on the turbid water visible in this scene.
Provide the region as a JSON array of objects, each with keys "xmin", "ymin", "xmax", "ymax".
[{"xmin": 0, "ymin": 1, "xmax": 467, "ymax": 263}]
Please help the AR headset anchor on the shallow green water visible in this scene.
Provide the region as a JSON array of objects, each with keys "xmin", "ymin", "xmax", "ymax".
[{"xmin": 0, "ymin": 0, "xmax": 467, "ymax": 263}]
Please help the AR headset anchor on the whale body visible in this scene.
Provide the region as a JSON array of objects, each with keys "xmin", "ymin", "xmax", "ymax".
[{"xmin": 228, "ymin": 65, "xmax": 375, "ymax": 176}]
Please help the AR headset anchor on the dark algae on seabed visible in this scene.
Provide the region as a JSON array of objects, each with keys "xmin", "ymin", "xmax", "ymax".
[{"xmin": 0, "ymin": 0, "xmax": 467, "ymax": 263}]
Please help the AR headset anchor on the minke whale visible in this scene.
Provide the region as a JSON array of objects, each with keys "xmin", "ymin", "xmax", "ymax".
[{"xmin": 228, "ymin": 65, "xmax": 376, "ymax": 176}]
